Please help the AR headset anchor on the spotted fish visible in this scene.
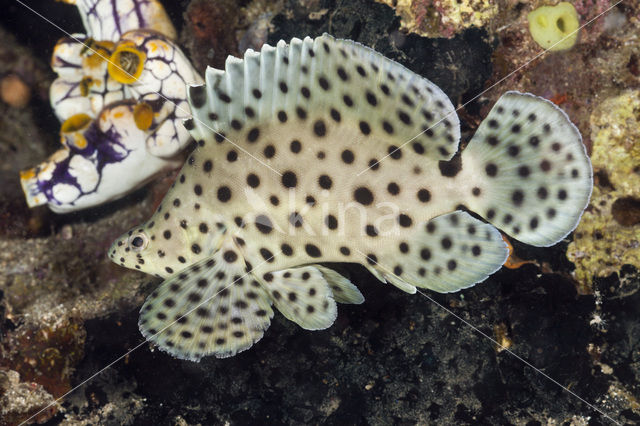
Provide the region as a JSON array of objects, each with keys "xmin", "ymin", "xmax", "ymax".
[{"xmin": 109, "ymin": 34, "xmax": 592, "ymax": 361}]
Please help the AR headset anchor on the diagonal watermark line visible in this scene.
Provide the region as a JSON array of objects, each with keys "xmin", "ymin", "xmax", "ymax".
[
  {"xmin": 13, "ymin": 0, "xmax": 282, "ymax": 177},
  {"xmin": 354, "ymin": 248, "xmax": 621, "ymax": 425},
  {"xmin": 357, "ymin": 0, "xmax": 624, "ymax": 175},
  {"xmin": 19, "ymin": 245, "xmax": 282, "ymax": 426}
]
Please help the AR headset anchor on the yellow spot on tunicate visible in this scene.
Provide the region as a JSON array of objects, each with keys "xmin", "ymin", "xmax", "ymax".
[
  {"xmin": 108, "ymin": 42, "xmax": 146, "ymax": 84},
  {"xmin": 79, "ymin": 77, "xmax": 93, "ymax": 96},
  {"xmin": 527, "ymin": 2, "xmax": 579, "ymax": 51},
  {"xmin": 61, "ymin": 113, "xmax": 92, "ymax": 133},
  {"xmin": 72, "ymin": 134, "xmax": 88, "ymax": 149},
  {"xmin": 80, "ymin": 37, "xmax": 95, "ymax": 55},
  {"xmin": 50, "ymin": 149, "xmax": 69, "ymax": 163},
  {"xmin": 133, "ymin": 102, "xmax": 154, "ymax": 130},
  {"xmin": 113, "ymin": 111, "xmax": 124, "ymax": 118},
  {"xmin": 94, "ymin": 40, "xmax": 115, "ymax": 51},
  {"xmin": 20, "ymin": 168, "xmax": 36, "ymax": 180},
  {"xmin": 85, "ymin": 49, "xmax": 109, "ymax": 68}
]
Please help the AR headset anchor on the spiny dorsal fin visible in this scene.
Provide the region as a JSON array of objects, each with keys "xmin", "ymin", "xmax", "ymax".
[
  {"xmin": 139, "ymin": 240, "xmax": 273, "ymax": 361},
  {"xmin": 187, "ymin": 34, "xmax": 460, "ymax": 161}
]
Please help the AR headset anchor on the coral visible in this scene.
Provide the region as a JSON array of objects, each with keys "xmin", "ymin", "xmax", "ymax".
[
  {"xmin": 374, "ymin": 0, "xmax": 499, "ymax": 38},
  {"xmin": 527, "ymin": 2, "xmax": 580, "ymax": 51},
  {"xmin": 0, "ymin": 370, "xmax": 58, "ymax": 425},
  {"xmin": 0, "ymin": 317, "xmax": 86, "ymax": 399},
  {"xmin": 567, "ymin": 90, "xmax": 640, "ymax": 286}
]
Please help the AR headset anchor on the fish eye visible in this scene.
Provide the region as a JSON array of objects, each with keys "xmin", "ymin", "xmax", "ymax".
[{"xmin": 128, "ymin": 232, "xmax": 149, "ymax": 252}]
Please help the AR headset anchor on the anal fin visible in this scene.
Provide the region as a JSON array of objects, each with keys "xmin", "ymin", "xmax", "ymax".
[
  {"xmin": 139, "ymin": 239, "xmax": 273, "ymax": 361},
  {"xmin": 369, "ymin": 211, "xmax": 509, "ymax": 293}
]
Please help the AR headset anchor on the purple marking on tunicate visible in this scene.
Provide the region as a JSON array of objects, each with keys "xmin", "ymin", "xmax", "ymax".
[
  {"xmin": 54, "ymin": 81, "xmax": 81, "ymax": 106},
  {"xmin": 111, "ymin": 0, "xmax": 122, "ymax": 37},
  {"xmin": 34, "ymin": 154, "xmax": 80, "ymax": 206},
  {"xmin": 33, "ymin": 118, "xmax": 133, "ymax": 207},
  {"xmin": 54, "ymin": 57, "xmax": 83, "ymax": 69},
  {"xmin": 85, "ymin": 0, "xmax": 99, "ymax": 16},
  {"xmin": 132, "ymin": 0, "xmax": 146, "ymax": 28}
]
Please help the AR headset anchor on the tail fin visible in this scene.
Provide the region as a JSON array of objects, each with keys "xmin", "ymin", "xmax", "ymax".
[{"xmin": 461, "ymin": 92, "xmax": 592, "ymax": 247}]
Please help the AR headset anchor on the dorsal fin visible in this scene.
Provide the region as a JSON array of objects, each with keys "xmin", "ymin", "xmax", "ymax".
[{"xmin": 187, "ymin": 34, "xmax": 460, "ymax": 161}]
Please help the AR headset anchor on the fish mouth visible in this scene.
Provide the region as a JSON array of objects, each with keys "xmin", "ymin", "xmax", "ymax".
[{"xmin": 107, "ymin": 236, "xmax": 127, "ymax": 263}]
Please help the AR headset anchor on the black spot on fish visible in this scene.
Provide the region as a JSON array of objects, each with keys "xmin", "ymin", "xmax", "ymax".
[
  {"xmin": 247, "ymin": 173, "xmax": 260, "ymax": 188},
  {"xmin": 354, "ymin": 187, "xmax": 374, "ymax": 205},
  {"xmin": 281, "ymin": 243, "xmax": 293, "ymax": 256},
  {"xmin": 217, "ymin": 186, "xmax": 231, "ymax": 202},
  {"xmin": 223, "ymin": 251, "xmax": 237, "ymax": 262},
  {"xmin": 439, "ymin": 154, "xmax": 462, "ymax": 177},
  {"xmin": 282, "ymin": 171, "xmax": 297, "ymax": 188},
  {"xmin": 227, "ymin": 150, "xmax": 238, "ymax": 162},
  {"xmin": 314, "ymin": 120, "xmax": 327, "ymax": 137},
  {"xmin": 418, "ymin": 189, "xmax": 431, "ymax": 202},
  {"xmin": 341, "ymin": 150, "xmax": 354, "ymax": 164},
  {"xmin": 255, "ymin": 215, "xmax": 273, "ymax": 234},
  {"xmin": 305, "ymin": 244, "xmax": 322, "ymax": 258},
  {"xmin": 318, "ymin": 175, "xmax": 332, "ymax": 189},
  {"xmin": 247, "ymin": 127, "xmax": 260, "ymax": 143}
]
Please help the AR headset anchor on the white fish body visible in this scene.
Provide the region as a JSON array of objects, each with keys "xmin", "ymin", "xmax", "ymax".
[{"xmin": 110, "ymin": 34, "xmax": 592, "ymax": 361}]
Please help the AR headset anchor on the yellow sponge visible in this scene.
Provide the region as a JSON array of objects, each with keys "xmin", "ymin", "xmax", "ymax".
[{"xmin": 527, "ymin": 2, "xmax": 580, "ymax": 51}]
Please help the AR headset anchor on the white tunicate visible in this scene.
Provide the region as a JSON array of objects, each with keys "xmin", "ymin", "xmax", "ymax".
[
  {"xmin": 52, "ymin": 183, "xmax": 81, "ymax": 204},
  {"xmin": 68, "ymin": 155, "xmax": 100, "ymax": 192},
  {"xmin": 150, "ymin": 58, "xmax": 172, "ymax": 80},
  {"xmin": 146, "ymin": 119, "xmax": 179, "ymax": 157},
  {"xmin": 161, "ymin": 73, "xmax": 187, "ymax": 99}
]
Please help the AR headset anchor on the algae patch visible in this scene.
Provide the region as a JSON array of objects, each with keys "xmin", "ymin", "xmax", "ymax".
[
  {"xmin": 375, "ymin": 0, "xmax": 499, "ymax": 38},
  {"xmin": 567, "ymin": 90, "xmax": 640, "ymax": 287}
]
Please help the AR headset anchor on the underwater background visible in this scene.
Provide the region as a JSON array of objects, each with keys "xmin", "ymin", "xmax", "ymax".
[{"xmin": 0, "ymin": 0, "xmax": 639, "ymax": 424}]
